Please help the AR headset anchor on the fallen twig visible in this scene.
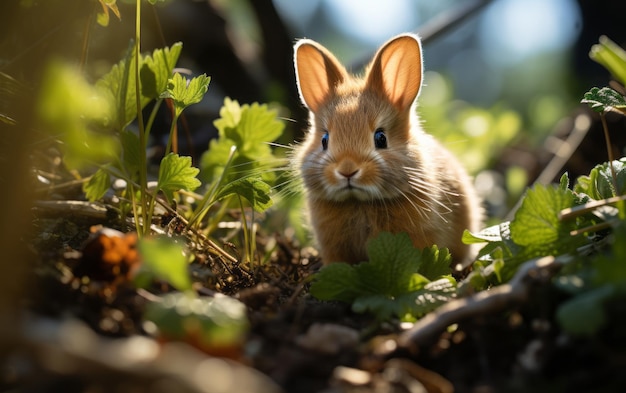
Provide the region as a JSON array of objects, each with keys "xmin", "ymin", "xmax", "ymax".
[{"xmin": 396, "ymin": 255, "xmax": 568, "ymax": 352}]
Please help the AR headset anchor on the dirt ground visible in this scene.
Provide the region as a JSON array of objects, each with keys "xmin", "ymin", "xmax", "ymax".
[{"xmin": 0, "ymin": 186, "xmax": 623, "ymax": 393}]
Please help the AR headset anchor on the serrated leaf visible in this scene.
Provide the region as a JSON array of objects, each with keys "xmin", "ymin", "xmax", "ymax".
[
  {"xmin": 141, "ymin": 43, "xmax": 183, "ymax": 100},
  {"xmin": 309, "ymin": 263, "xmax": 366, "ymax": 302},
  {"xmin": 309, "ymin": 232, "xmax": 457, "ymax": 321},
  {"xmin": 97, "ymin": 43, "xmax": 182, "ymax": 129},
  {"xmin": 366, "ymin": 232, "xmax": 422, "ymax": 295},
  {"xmin": 510, "ymin": 184, "xmax": 576, "ymax": 247},
  {"xmin": 157, "ymin": 153, "xmax": 201, "ymax": 202},
  {"xmin": 222, "ymin": 102, "xmax": 285, "ymax": 152},
  {"xmin": 136, "ymin": 236, "xmax": 191, "ymax": 291},
  {"xmin": 201, "ymin": 98, "xmax": 285, "ymax": 184},
  {"xmin": 83, "ymin": 168, "xmax": 111, "ymax": 202},
  {"xmin": 215, "ymin": 176, "xmax": 272, "ymax": 213},
  {"xmin": 161, "ymin": 73, "xmax": 210, "ymax": 117},
  {"xmin": 417, "ymin": 246, "xmax": 452, "ymax": 280},
  {"xmin": 581, "ymin": 87, "xmax": 626, "ymax": 114}
]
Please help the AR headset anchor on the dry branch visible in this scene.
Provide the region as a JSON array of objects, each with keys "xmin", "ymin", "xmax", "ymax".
[{"xmin": 397, "ymin": 255, "xmax": 568, "ymax": 351}]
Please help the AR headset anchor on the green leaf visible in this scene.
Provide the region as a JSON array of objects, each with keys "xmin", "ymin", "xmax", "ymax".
[
  {"xmin": 309, "ymin": 263, "xmax": 367, "ymax": 302},
  {"xmin": 216, "ymin": 176, "xmax": 273, "ymax": 213},
  {"xmin": 353, "ymin": 277, "xmax": 457, "ymax": 322},
  {"xmin": 593, "ymin": 224, "xmax": 626, "ymax": 286},
  {"xmin": 37, "ymin": 61, "xmax": 118, "ymax": 170},
  {"xmin": 83, "ymin": 168, "xmax": 111, "ymax": 202},
  {"xmin": 365, "ymin": 232, "xmax": 422, "ymax": 295},
  {"xmin": 120, "ymin": 129, "xmax": 141, "ymax": 177},
  {"xmin": 556, "ymin": 285, "xmax": 614, "ymax": 336},
  {"xmin": 417, "ymin": 246, "xmax": 452, "ymax": 281},
  {"xmin": 157, "ymin": 153, "xmax": 201, "ymax": 202},
  {"xmin": 222, "ymin": 102, "xmax": 285, "ymax": 153},
  {"xmin": 559, "ymin": 172, "xmax": 570, "ymax": 191},
  {"xmin": 589, "ymin": 35, "xmax": 626, "ymax": 87},
  {"xmin": 136, "ymin": 236, "xmax": 192, "ymax": 291},
  {"xmin": 200, "ymin": 98, "xmax": 285, "ymax": 184},
  {"xmin": 463, "ymin": 224, "xmax": 502, "ymax": 244},
  {"xmin": 97, "ymin": 42, "xmax": 182, "ymax": 129},
  {"xmin": 144, "ymin": 292, "xmax": 249, "ymax": 349},
  {"xmin": 161, "ymin": 73, "xmax": 211, "ymax": 117},
  {"xmin": 510, "ymin": 183, "xmax": 576, "ymax": 247},
  {"xmin": 581, "ymin": 87, "xmax": 626, "ymax": 114},
  {"xmin": 309, "ymin": 232, "xmax": 457, "ymax": 321},
  {"xmin": 141, "ymin": 43, "xmax": 183, "ymax": 100},
  {"xmin": 352, "ymin": 294, "xmax": 396, "ymax": 321},
  {"xmin": 574, "ymin": 158, "xmax": 626, "ymax": 199},
  {"xmin": 406, "ymin": 277, "xmax": 457, "ymax": 318}
]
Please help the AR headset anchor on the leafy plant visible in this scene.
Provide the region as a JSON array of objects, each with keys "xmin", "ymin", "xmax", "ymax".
[
  {"xmin": 555, "ymin": 230, "xmax": 626, "ymax": 335},
  {"xmin": 548, "ymin": 36, "xmax": 626, "ymax": 336},
  {"xmin": 37, "ymin": 0, "xmax": 287, "ymax": 278},
  {"xmin": 200, "ymin": 97, "xmax": 285, "ymax": 184},
  {"xmin": 460, "ymin": 36, "xmax": 626, "ymax": 336},
  {"xmin": 310, "ymin": 232, "xmax": 457, "ymax": 321},
  {"xmin": 462, "ymin": 174, "xmax": 596, "ymax": 284}
]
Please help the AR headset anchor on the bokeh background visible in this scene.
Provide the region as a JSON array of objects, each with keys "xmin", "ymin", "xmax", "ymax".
[{"xmin": 2, "ymin": 0, "xmax": 626, "ymax": 220}]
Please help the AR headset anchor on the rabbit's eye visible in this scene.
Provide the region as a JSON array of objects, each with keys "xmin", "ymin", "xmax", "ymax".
[
  {"xmin": 321, "ymin": 131, "xmax": 329, "ymax": 150},
  {"xmin": 374, "ymin": 128, "xmax": 387, "ymax": 149}
]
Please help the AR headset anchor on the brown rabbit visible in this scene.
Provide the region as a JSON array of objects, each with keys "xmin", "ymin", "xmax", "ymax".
[{"xmin": 292, "ymin": 33, "xmax": 482, "ymax": 268}]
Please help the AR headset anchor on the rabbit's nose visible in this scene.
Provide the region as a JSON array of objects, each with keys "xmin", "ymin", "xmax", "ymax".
[
  {"xmin": 336, "ymin": 159, "xmax": 360, "ymax": 179},
  {"xmin": 339, "ymin": 169, "xmax": 359, "ymax": 179}
]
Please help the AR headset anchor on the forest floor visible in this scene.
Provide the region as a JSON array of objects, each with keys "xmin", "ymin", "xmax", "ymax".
[{"xmin": 3, "ymin": 170, "xmax": 624, "ymax": 393}]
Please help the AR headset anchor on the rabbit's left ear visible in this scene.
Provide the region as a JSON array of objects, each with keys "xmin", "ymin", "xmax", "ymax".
[{"xmin": 366, "ymin": 34, "xmax": 423, "ymax": 111}]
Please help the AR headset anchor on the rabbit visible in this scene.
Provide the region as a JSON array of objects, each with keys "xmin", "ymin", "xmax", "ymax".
[{"xmin": 292, "ymin": 33, "xmax": 483, "ymax": 269}]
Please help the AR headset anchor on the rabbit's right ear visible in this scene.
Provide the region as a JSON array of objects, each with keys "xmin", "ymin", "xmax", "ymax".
[{"xmin": 294, "ymin": 39, "xmax": 347, "ymax": 113}]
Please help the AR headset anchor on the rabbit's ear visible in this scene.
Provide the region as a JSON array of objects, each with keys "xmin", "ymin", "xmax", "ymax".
[
  {"xmin": 366, "ymin": 34, "xmax": 423, "ymax": 111},
  {"xmin": 294, "ymin": 39, "xmax": 348, "ymax": 113}
]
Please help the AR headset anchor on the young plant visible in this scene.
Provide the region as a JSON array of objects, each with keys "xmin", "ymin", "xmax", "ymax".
[
  {"xmin": 193, "ymin": 98, "xmax": 285, "ymax": 263},
  {"xmin": 461, "ymin": 36, "xmax": 626, "ymax": 335},
  {"xmin": 310, "ymin": 232, "xmax": 457, "ymax": 321},
  {"xmin": 462, "ymin": 174, "xmax": 598, "ymax": 285}
]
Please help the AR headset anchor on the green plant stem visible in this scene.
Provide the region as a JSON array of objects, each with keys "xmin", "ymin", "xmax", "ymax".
[
  {"xmin": 165, "ymin": 112, "xmax": 179, "ymax": 155},
  {"xmin": 127, "ymin": 183, "xmax": 141, "ymax": 232},
  {"xmin": 135, "ymin": 0, "xmax": 148, "ymax": 236},
  {"xmin": 600, "ymin": 113, "xmax": 619, "ymax": 195},
  {"xmin": 187, "ymin": 146, "xmax": 237, "ymax": 229},
  {"xmin": 238, "ymin": 196, "xmax": 253, "ymax": 265},
  {"xmin": 145, "ymin": 98, "xmax": 163, "ymax": 142}
]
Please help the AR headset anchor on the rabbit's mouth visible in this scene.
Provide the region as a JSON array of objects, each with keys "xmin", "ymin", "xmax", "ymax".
[{"xmin": 329, "ymin": 180, "xmax": 375, "ymax": 202}]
